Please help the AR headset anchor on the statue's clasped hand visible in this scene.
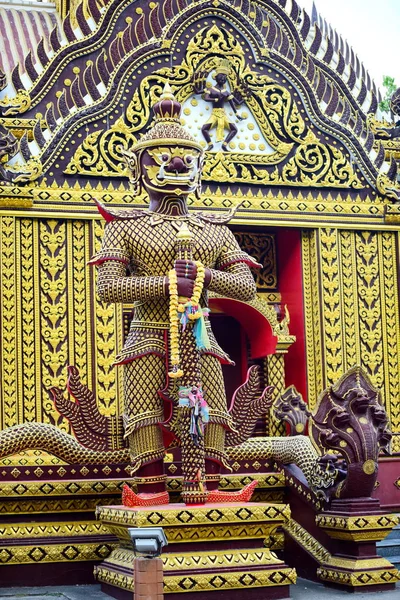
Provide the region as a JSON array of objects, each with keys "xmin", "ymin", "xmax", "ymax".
[
  {"xmin": 174, "ymin": 260, "xmax": 211, "ymax": 292},
  {"xmin": 175, "ymin": 259, "xmax": 197, "ymax": 280}
]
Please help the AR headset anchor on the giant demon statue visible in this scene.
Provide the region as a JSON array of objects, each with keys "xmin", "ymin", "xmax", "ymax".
[{"xmin": 90, "ymin": 84, "xmax": 269, "ymax": 504}]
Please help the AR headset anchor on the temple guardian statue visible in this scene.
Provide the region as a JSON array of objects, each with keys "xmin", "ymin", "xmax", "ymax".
[{"xmin": 90, "ymin": 84, "xmax": 267, "ymax": 504}]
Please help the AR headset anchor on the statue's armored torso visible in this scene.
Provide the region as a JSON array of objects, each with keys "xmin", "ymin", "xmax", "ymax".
[{"xmin": 93, "ymin": 210, "xmax": 257, "ymax": 365}]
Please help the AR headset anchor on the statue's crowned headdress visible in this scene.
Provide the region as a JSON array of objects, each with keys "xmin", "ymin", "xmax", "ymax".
[
  {"xmin": 127, "ymin": 83, "xmax": 203, "ymax": 153},
  {"xmin": 215, "ymin": 58, "xmax": 231, "ymax": 76},
  {"xmin": 121, "ymin": 83, "xmax": 203, "ymax": 196}
]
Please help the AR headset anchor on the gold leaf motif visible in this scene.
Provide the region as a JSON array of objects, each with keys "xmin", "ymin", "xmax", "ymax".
[
  {"xmin": 65, "ymin": 24, "xmax": 360, "ymax": 190},
  {"xmin": 0, "ymin": 90, "xmax": 31, "ymax": 115},
  {"xmin": 65, "ymin": 119, "xmax": 137, "ymax": 177},
  {"xmin": 202, "ymin": 151, "xmax": 238, "ymax": 181},
  {"xmin": 0, "ymin": 216, "xmax": 17, "ymax": 429},
  {"xmin": 6, "ymin": 158, "xmax": 43, "ymax": 183}
]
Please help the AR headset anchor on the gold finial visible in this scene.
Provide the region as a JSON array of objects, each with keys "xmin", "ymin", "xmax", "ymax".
[
  {"xmin": 176, "ymin": 222, "xmax": 193, "ymax": 241},
  {"xmin": 160, "ymin": 82, "xmax": 174, "ymax": 101}
]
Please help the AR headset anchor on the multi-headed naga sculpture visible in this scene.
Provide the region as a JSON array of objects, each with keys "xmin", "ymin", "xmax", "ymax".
[{"xmin": 271, "ymin": 366, "xmax": 392, "ymax": 501}]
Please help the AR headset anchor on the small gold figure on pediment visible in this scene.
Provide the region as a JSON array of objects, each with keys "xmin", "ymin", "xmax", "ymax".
[{"xmin": 194, "ymin": 59, "xmax": 250, "ymax": 152}]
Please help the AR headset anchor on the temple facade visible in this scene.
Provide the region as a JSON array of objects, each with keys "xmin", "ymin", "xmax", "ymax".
[{"xmin": 0, "ymin": 0, "xmax": 399, "ymax": 596}]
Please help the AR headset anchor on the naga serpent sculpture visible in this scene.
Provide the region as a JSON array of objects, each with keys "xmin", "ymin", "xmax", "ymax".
[{"xmin": 0, "ymin": 365, "xmax": 391, "ymax": 503}]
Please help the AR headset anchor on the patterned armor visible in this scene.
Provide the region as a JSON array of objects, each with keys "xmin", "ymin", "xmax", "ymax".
[{"xmin": 91, "ymin": 209, "xmax": 258, "ymax": 471}]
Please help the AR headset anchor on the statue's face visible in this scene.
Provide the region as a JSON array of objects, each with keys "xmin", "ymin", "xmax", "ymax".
[
  {"xmin": 139, "ymin": 145, "xmax": 203, "ymax": 197},
  {"xmin": 216, "ymin": 73, "xmax": 227, "ymax": 86}
]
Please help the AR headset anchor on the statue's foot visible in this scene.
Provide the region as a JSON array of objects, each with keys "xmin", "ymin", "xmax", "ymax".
[
  {"xmin": 207, "ymin": 480, "xmax": 257, "ymax": 503},
  {"xmin": 122, "ymin": 484, "xmax": 169, "ymax": 507},
  {"xmin": 221, "ymin": 143, "xmax": 229, "ymax": 152},
  {"xmin": 182, "ymin": 480, "xmax": 208, "ymax": 505},
  {"xmin": 206, "ymin": 142, "xmax": 214, "ymax": 151}
]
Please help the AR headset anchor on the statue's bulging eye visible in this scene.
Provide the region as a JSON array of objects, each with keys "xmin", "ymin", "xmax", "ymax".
[{"xmin": 161, "ymin": 154, "xmax": 169, "ymax": 162}]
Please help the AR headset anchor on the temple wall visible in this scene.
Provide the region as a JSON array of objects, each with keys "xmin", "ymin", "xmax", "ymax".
[
  {"xmin": 302, "ymin": 228, "xmax": 400, "ymax": 452},
  {"xmin": 1, "ymin": 216, "xmax": 400, "ymax": 457},
  {"xmin": 0, "ymin": 215, "xmax": 123, "ymax": 431}
]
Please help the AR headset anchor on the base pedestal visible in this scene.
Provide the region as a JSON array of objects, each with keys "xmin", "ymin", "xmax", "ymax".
[
  {"xmin": 316, "ymin": 499, "xmax": 400, "ymax": 591},
  {"xmin": 94, "ymin": 502, "xmax": 296, "ymax": 600}
]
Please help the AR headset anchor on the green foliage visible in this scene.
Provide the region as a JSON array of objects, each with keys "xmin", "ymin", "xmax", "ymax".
[{"xmin": 379, "ymin": 76, "xmax": 397, "ymax": 113}]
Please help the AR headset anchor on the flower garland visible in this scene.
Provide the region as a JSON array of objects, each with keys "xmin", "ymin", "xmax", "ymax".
[
  {"xmin": 168, "ymin": 261, "xmax": 208, "ymax": 378},
  {"xmin": 168, "ymin": 268, "xmax": 183, "ymax": 378}
]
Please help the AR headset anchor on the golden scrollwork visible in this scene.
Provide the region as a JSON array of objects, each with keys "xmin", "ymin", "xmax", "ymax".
[
  {"xmin": 201, "ymin": 145, "xmax": 362, "ymax": 187},
  {"xmin": 0, "ymin": 90, "xmax": 32, "ymax": 115},
  {"xmin": 92, "ymin": 220, "xmax": 123, "ymax": 417},
  {"xmin": 319, "ymin": 229, "xmax": 343, "ymax": 384},
  {"xmin": 380, "ymin": 232, "xmax": 400, "ymax": 432},
  {"xmin": 302, "ymin": 227, "xmax": 400, "ymax": 425},
  {"xmin": 301, "ymin": 230, "xmax": 324, "ymax": 410},
  {"xmin": 355, "ymin": 232, "xmax": 384, "ymax": 389},
  {"xmin": 5, "ymin": 158, "xmax": 43, "ymax": 182},
  {"xmin": 339, "ymin": 231, "xmax": 359, "ymax": 370},
  {"xmin": 392, "ymin": 434, "xmax": 400, "ymax": 453},
  {"xmin": 186, "ymin": 24, "xmax": 245, "ymax": 71},
  {"xmin": 65, "ymin": 24, "xmax": 361, "ymax": 190},
  {"xmin": 39, "ymin": 220, "xmax": 69, "ymax": 429},
  {"xmin": 19, "ymin": 219, "xmax": 37, "ymax": 423},
  {"xmin": 0, "ymin": 216, "xmax": 17, "ymax": 429},
  {"xmin": 376, "ymin": 172, "xmax": 400, "ymax": 201},
  {"xmin": 65, "ymin": 118, "xmax": 137, "ymax": 177},
  {"xmin": 282, "ymin": 144, "xmax": 362, "ymax": 188},
  {"xmin": 366, "ymin": 113, "xmax": 392, "ymax": 137},
  {"xmin": 69, "ymin": 221, "xmax": 90, "ymax": 381},
  {"xmin": 0, "ymin": 215, "xmax": 124, "ymax": 436},
  {"xmin": 233, "ymin": 232, "xmax": 277, "ymax": 289}
]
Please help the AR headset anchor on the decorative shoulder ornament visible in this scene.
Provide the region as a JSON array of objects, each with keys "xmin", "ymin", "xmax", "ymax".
[
  {"xmin": 93, "ymin": 198, "xmax": 147, "ymax": 222},
  {"xmin": 197, "ymin": 201, "xmax": 243, "ymax": 225}
]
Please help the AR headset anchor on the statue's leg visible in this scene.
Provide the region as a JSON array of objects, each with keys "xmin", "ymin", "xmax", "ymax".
[
  {"xmin": 124, "ymin": 355, "xmax": 166, "ymax": 493},
  {"xmin": 222, "ymin": 123, "xmax": 238, "ymax": 150},
  {"xmin": 201, "ymin": 123, "xmax": 213, "ymax": 149},
  {"xmin": 201, "ymin": 354, "xmax": 231, "ymax": 490}
]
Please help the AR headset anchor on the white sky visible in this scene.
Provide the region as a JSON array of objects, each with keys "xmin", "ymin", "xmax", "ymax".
[{"xmin": 301, "ymin": 0, "xmax": 400, "ymax": 94}]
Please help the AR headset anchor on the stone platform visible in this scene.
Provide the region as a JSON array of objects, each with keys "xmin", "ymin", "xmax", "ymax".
[{"xmin": 94, "ymin": 502, "xmax": 296, "ymax": 600}]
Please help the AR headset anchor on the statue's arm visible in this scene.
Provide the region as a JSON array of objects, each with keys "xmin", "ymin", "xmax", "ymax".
[
  {"xmin": 97, "ymin": 259, "xmax": 168, "ymax": 303},
  {"xmin": 202, "ymin": 86, "xmax": 220, "ymax": 103},
  {"xmin": 207, "ymin": 261, "xmax": 256, "ymax": 302},
  {"xmin": 205, "ymin": 227, "xmax": 258, "ymax": 302}
]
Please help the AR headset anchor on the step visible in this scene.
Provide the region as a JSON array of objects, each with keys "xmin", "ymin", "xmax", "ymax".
[
  {"xmin": 385, "ymin": 555, "xmax": 400, "ymax": 569},
  {"xmin": 377, "ymin": 545, "xmax": 400, "ymax": 559},
  {"xmin": 386, "ymin": 525, "xmax": 400, "ymax": 540},
  {"xmin": 377, "ymin": 539, "xmax": 400, "ymax": 548}
]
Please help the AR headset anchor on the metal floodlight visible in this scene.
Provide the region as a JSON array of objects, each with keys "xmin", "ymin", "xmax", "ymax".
[{"xmin": 128, "ymin": 527, "xmax": 168, "ymax": 558}]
